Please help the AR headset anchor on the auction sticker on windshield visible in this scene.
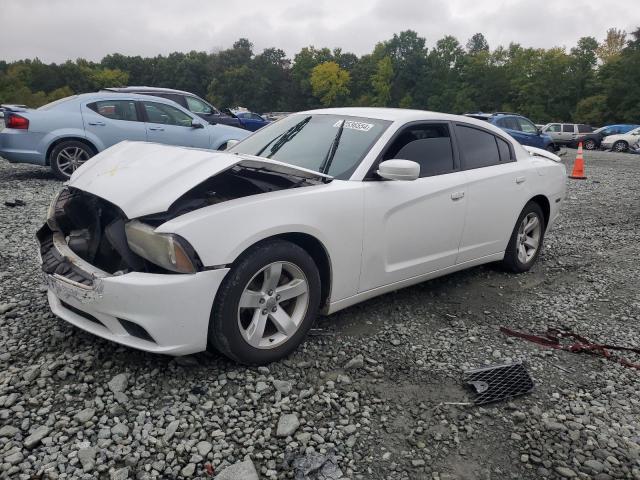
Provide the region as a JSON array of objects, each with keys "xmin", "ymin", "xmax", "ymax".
[{"xmin": 333, "ymin": 120, "xmax": 374, "ymax": 132}]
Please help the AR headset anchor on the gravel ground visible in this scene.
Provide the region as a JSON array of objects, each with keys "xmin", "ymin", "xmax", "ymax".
[{"xmin": 0, "ymin": 149, "xmax": 639, "ymax": 480}]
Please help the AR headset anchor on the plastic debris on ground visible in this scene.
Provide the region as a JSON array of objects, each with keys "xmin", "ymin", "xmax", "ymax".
[
  {"xmin": 284, "ymin": 451, "xmax": 344, "ymax": 480},
  {"xmin": 464, "ymin": 362, "xmax": 534, "ymax": 405}
]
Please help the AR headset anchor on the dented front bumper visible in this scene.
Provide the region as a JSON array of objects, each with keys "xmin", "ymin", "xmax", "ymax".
[{"xmin": 38, "ymin": 223, "xmax": 229, "ymax": 356}]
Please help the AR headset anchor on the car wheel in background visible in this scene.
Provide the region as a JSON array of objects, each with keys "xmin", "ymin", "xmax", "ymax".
[
  {"xmin": 208, "ymin": 239, "xmax": 321, "ymax": 365},
  {"xmin": 501, "ymin": 201, "xmax": 546, "ymax": 273},
  {"xmin": 546, "ymin": 144, "xmax": 557, "ymax": 153},
  {"xmin": 583, "ymin": 139, "xmax": 597, "ymax": 150},
  {"xmin": 50, "ymin": 140, "xmax": 94, "ymax": 180},
  {"xmin": 612, "ymin": 140, "xmax": 628, "ymax": 152}
]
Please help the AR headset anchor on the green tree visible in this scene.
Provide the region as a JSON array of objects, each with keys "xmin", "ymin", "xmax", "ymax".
[
  {"xmin": 310, "ymin": 61, "xmax": 350, "ymax": 107},
  {"xmin": 371, "ymin": 57, "xmax": 393, "ymax": 106},
  {"xmin": 597, "ymin": 28, "xmax": 626, "ymax": 64}
]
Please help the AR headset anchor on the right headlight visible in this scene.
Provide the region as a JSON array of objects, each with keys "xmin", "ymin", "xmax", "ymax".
[{"xmin": 125, "ymin": 220, "xmax": 199, "ymax": 274}]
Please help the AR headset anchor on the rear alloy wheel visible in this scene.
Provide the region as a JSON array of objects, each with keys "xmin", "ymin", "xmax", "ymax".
[
  {"xmin": 583, "ymin": 139, "xmax": 596, "ymax": 150},
  {"xmin": 502, "ymin": 201, "xmax": 546, "ymax": 273},
  {"xmin": 50, "ymin": 141, "xmax": 94, "ymax": 180},
  {"xmin": 209, "ymin": 239, "xmax": 321, "ymax": 364},
  {"xmin": 612, "ymin": 140, "xmax": 628, "ymax": 153}
]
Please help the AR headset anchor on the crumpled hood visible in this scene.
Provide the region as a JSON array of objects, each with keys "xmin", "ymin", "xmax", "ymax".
[{"xmin": 68, "ymin": 141, "xmax": 331, "ymax": 218}]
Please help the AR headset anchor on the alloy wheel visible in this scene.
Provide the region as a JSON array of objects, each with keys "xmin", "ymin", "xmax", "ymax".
[
  {"xmin": 584, "ymin": 139, "xmax": 596, "ymax": 150},
  {"xmin": 237, "ymin": 261, "xmax": 309, "ymax": 349},
  {"xmin": 613, "ymin": 141, "xmax": 627, "ymax": 152},
  {"xmin": 56, "ymin": 146, "xmax": 90, "ymax": 176},
  {"xmin": 516, "ymin": 213, "xmax": 541, "ymax": 264}
]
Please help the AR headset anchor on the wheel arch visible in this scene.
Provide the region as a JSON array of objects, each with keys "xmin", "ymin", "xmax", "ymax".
[
  {"xmin": 230, "ymin": 232, "xmax": 333, "ymax": 312},
  {"xmin": 529, "ymin": 194, "xmax": 550, "ymax": 226},
  {"xmin": 45, "ymin": 137, "xmax": 98, "ymax": 166}
]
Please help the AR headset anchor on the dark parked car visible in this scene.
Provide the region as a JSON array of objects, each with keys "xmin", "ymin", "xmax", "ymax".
[
  {"xmin": 231, "ymin": 111, "xmax": 271, "ymax": 131},
  {"xmin": 464, "ymin": 112, "xmax": 558, "ymax": 152},
  {"xmin": 572, "ymin": 124, "xmax": 640, "ymax": 150},
  {"xmin": 103, "ymin": 87, "xmax": 243, "ymax": 129}
]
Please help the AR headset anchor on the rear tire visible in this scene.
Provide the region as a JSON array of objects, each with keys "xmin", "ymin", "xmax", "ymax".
[
  {"xmin": 583, "ymin": 139, "xmax": 596, "ymax": 150},
  {"xmin": 50, "ymin": 140, "xmax": 94, "ymax": 180},
  {"xmin": 613, "ymin": 140, "xmax": 628, "ymax": 152},
  {"xmin": 208, "ymin": 239, "xmax": 321, "ymax": 365},
  {"xmin": 502, "ymin": 201, "xmax": 546, "ymax": 273}
]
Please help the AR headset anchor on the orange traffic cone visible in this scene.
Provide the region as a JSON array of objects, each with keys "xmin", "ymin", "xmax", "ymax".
[{"xmin": 569, "ymin": 142, "xmax": 587, "ymax": 180}]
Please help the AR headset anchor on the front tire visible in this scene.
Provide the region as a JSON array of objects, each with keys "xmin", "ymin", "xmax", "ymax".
[
  {"xmin": 50, "ymin": 140, "xmax": 94, "ymax": 180},
  {"xmin": 613, "ymin": 140, "xmax": 628, "ymax": 152},
  {"xmin": 546, "ymin": 144, "xmax": 557, "ymax": 153},
  {"xmin": 208, "ymin": 239, "xmax": 321, "ymax": 365},
  {"xmin": 502, "ymin": 201, "xmax": 546, "ymax": 273},
  {"xmin": 583, "ymin": 139, "xmax": 596, "ymax": 150}
]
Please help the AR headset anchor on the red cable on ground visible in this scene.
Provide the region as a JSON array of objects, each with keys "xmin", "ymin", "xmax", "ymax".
[{"xmin": 500, "ymin": 327, "xmax": 640, "ymax": 370}]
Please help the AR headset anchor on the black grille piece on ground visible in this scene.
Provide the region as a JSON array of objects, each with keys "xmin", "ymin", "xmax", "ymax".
[{"xmin": 464, "ymin": 362, "xmax": 534, "ymax": 405}]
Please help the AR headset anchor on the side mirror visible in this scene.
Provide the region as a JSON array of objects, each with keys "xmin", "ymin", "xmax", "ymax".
[
  {"xmin": 223, "ymin": 139, "xmax": 240, "ymax": 150},
  {"xmin": 376, "ymin": 159, "xmax": 420, "ymax": 181},
  {"xmin": 191, "ymin": 120, "xmax": 205, "ymax": 129},
  {"xmin": 536, "ymin": 128, "xmax": 542, "ymax": 135}
]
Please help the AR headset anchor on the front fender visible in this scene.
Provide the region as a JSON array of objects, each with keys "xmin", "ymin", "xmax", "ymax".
[{"xmin": 156, "ymin": 180, "xmax": 364, "ymax": 302}]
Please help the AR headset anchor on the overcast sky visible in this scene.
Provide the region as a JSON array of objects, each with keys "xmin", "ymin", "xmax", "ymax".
[{"xmin": 1, "ymin": 0, "xmax": 639, "ymax": 63}]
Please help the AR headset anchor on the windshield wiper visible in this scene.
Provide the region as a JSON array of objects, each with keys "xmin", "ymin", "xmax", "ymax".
[
  {"xmin": 255, "ymin": 116, "xmax": 312, "ymax": 158},
  {"xmin": 319, "ymin": 120, "xmax": 345, "ymax": 174}
]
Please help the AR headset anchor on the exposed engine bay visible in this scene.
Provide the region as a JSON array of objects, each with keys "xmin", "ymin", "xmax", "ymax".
[{"xmin": 38, "ymin": 166, "xmax": 322, "ymax": 278}]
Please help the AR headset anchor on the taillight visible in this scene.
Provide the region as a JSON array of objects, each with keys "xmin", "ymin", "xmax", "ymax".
[{"xmin": 7, "ymin": 114, "xmax": 29, "ymax": 130}]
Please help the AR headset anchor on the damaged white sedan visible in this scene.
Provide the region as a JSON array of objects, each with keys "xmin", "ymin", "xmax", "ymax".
[{"xmin": 38, "ymin": 108, "xmax": 566, "ymax": 364}]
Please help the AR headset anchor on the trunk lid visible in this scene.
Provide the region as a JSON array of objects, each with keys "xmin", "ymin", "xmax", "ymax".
[{"xmin": 69, "ymin": 141, "xmax": 332, "ymax": 218}]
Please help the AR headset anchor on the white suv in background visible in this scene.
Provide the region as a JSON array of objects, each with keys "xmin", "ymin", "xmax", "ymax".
[{"xmin": 542, "ymin": 123, "xmax": 594, "ymax": 146}]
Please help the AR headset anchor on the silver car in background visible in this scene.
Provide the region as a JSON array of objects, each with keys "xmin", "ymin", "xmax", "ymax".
[{"xmin": 0, "ymin": 93, "xmax": 249, "ymax": 179}]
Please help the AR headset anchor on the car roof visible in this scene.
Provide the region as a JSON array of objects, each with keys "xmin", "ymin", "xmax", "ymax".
[
  {"xmin": 103, "ymin": 86, "xmax": 197, "ymax": 96},
  {"xmin": 300, "ymin": 107, "xmax": 497, "ymax": 124}
]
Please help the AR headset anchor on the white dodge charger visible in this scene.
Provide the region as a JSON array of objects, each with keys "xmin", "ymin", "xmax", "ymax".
[{"xmin": 38, "ymin": 108, "xmax": 566, "ymax": 364}]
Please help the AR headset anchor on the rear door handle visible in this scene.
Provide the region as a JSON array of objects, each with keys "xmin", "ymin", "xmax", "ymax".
[
  {"xmin": 515, "ymin": 176, "xmax": 526, "ymax": 184},
  {"xmin": 88, "ymin": 121, "xmax": 105, "ymax": 126},
  {"xmin": 148, "ymin": 127, "xmax": 164, "ymax": 131},
  {"xmin": 451, "ymin": 191, "xmax": 465, "ymax": 201}
]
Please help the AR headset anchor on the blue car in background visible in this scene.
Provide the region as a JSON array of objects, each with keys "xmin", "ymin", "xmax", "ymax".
[
  {"xmin": 0, "ymin": 92, "xmax": 249, "ymax": 179},
  {"xmin": 230, "ymin": 110, "xmax": 271, "ymax": 132},
  {"xmin": 465, "ymin": 112, "xmax": 558, "ymax": 152}
]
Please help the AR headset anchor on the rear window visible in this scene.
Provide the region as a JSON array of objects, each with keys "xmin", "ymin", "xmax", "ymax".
[
  {"xmin": 562, "ymin": 124, "xmax": 574, "ymax": 133},
  {"xmin": 455, "ymin": 125, "xmax": 501, "ymax": 169},
  {"xmin": 38, "ymin": 96, "xmax": 78, "ymax": 111},
  {"xmin": 577, "ymin": 124, "xmax": 592, "ymax": 133}
]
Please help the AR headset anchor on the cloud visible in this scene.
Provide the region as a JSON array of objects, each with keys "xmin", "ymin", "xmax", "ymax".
[{"xmin": 0, "ymin": 0, "xmax": 638, "ymax": 63}]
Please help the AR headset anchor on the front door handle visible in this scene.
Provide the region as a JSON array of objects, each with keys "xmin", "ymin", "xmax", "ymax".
[
  {"xmin": 451, "ymin": 191, "xmax": 465, "ymax": 201},
  {"xmin": 148, "ymin": 127, "xmax": 164, "ymax": 131},
  {"xmin": 88, "ymin": 121, "xmax": 105, "ymax": 126},
  {"xmin": 515, "ymin": 176, "xmax": 526, "ymax": 184}
]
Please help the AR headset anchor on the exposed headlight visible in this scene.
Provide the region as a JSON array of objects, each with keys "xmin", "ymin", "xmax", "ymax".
[{"xmin": 125, "ymin": 220, "xmax": 198, "ymax": 274}]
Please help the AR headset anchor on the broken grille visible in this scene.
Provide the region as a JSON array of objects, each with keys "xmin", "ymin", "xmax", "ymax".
[{"xmin": 464, "ymin": 362, "xmax": 534, "ymax": 405}]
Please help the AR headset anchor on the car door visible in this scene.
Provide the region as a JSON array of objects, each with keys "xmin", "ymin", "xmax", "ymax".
[
  {"xmin": 560, "ymin": 124, "xmax": 576, "ymax": 144},
  {"xmin": 360, "ymin": 122, "xmax": 468, "ymax": 291},
  {"xmin": 140, "ymin": 100, "xmax": 211, "ymax": 149},
  {"xmin": 82, "ymin": 99, "xmax": 147, "ymax": 148},
  {"xmin": 454, "ymin": 123, "xmax": 530, "ymax": 263},
  {"xmin": 543, "ymin": 123, "xmax": 562, "ymax": 142}
]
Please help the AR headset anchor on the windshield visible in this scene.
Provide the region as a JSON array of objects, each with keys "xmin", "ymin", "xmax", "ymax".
[
  {"xmin": 229, "ymin": 114, "xmax": 391, "ymax": 179},
  {"xmin": 629, "ymin": 127, "xmax": 640, "ymax": 135}
]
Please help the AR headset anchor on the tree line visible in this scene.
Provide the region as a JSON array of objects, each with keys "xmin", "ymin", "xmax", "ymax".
[{"xmin": 1, "ymin": 28, "xmax": 639, "ymax": 126}]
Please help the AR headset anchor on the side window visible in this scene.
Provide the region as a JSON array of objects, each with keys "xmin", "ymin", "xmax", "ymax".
[
  {"xmin": 142, "ymin": 101, "xmax": 193, "ymax": 127},
  {"xmin": 455, "ymin": 125, "xmax": 501, "ymax": 170},
  {"xmin": 503, "ymin": 117, "xmax": 521, "ymax": 131},
  {"xmin": 562, "ymin": 124, "xmax": 574, "ymax": 133},
  {"xmin": 496, "ymin": 137, "xmax": 513, "ymax": 162},
  {"xmin": 495, "ymin": 118, "xmax": 508, "ymax": 128},
  {"xmin": 517, "ymin": 117, "xmax": 538, "ymax": 134},
  {"xmin": 251, "ymin": 114, "xmax": 264, "ymax": 120},
  {"xmin": 383, "ymin": 123, "xmax": 455, "ymax": 178},
  {"xmin": 88, "ymin": 100, "xmax": 138, "ymax": 121},
  {"xmin": 185, "ymin": 96, "xmax": 213, "ymax": 115},
  {"xmin": 577, "ymin": 124, "xmax": 592, "ymax": 133},
  {"xmin": 546, "ymin": 124, "xmax": 561, "ymax": 133}
]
